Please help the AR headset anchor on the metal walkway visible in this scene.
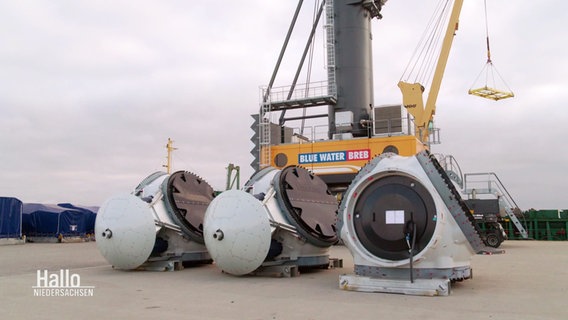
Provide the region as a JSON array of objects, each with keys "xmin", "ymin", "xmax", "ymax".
[
  {"xmin": 260, "ymin": 81, "xmax": 337, "ymax": 111},
  {"xmin": 463, "ymin": 172, "xmax": 529, "ymax": 239}
]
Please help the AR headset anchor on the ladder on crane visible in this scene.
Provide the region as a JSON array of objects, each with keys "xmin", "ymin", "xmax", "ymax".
[
  {"xmin": 463, "ymin": 172, "xmax": 529, "ymax": 239},
  {"xmin": 259, "ymin": 88, "xmax": 272, "ymax": 169},
  {"xmin": 325, "ymin": 0, "xmax": 337, "ymax": 98}
]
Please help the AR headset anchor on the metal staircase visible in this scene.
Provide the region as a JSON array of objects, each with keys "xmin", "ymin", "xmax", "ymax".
[
  {"xmin": 463, "ymin": 172, "xmax": 529, "ymax": 239},
  {"xmin": 433, "ymin": 154, "xmax": 464, "ymax": 189}
]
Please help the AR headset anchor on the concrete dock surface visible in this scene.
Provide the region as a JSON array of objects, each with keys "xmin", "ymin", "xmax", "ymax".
[{"xmin": 1, "ymin": 240, "xmax": 566, "ymax": 320}]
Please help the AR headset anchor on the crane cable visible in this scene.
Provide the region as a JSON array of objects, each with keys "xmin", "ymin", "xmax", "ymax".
[
  {"xmin": 468, "ymin": 0, "xmax": 514, "ymax": 100},
  {"xmin": 300, "ymin": 0, "xmax": 319, "ymax": 135},
  {"xmin": 401, "ymin": 0, "xmax": 451, "ymax": 88},
  {"xmin": 483, "ymin": 0, "xmax": 491, "ymax": 64}
]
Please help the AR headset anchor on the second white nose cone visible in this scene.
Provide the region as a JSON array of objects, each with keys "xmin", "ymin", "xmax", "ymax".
[{"xmin": 203, "ymin": 190, "xmax": 272, "ymax": 275}]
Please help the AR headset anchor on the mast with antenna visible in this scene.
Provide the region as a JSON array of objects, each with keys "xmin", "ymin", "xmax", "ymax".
[{"xmin": 163, "ymin": 138, "xmax": 177, "ymax": 174}]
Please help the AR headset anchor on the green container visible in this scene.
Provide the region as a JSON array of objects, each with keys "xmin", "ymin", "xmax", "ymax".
[
  {"xmin": 525, "ymin": 209, "xmax": 568, "ymax": 220},
  {"xmin": 501, "ymin": 210, "xmax": 568, "ymax": 241}
]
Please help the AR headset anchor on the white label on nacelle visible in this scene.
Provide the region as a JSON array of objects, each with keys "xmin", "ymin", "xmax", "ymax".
[{"xmin": 385, "ymin": 210, "xmax": 405, "ymax": 224}]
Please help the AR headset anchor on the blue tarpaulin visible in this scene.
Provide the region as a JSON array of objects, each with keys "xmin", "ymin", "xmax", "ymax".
[
  {"xmin": 0, "ymin": 197, "xmax": 22, "ymax": 238},
  {"xmin": 22, "ymin": 203, "xmax": 98, "ymax": 237},
  {"xmin": 58, "ymin": 203, "xmax": 98, "ymax": 235}
]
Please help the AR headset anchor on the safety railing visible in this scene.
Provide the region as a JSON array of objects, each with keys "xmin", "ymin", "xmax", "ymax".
[
  {"xmin": 373, "ymin": 117, "xmax": 416, "ymax": 137},
  {"xmin": 433, "ymin": 154, "xmax": 464, "ymax": 188},
  {"xmin": 262, "ymin": 80, "xmax": 336, "ymax": 105},
  {"xmin": 463, "ymin": 172, "xmax": 528, "ymax": 238},
  {"xmin": 278, "ymin": 115, "xmax": 421, "ymax": 145}
]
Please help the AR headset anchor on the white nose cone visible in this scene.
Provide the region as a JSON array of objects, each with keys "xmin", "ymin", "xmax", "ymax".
[
  {"xmin": 95, "ymin": 194, "xmax": 156, "ymax": 270},
  {"xmin": 203, "ymin": 190, "xmax": 271, "ymax": 276}
]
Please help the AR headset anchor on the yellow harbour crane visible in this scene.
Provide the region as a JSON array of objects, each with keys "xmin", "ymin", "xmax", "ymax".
[{"xmin": 253, "ymin": 0, "xmax": 467, "ymax": 194}]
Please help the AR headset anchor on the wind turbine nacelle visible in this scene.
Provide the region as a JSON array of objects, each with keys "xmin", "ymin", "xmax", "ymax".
[
  {"xmin": 95, "ymin": 171, "xmax": 214, "ymax": 271},
  {"xmin": 338, "ymin": 151, "xmax": 487, "ymax": 295},
  {"xmin": 203, "ymin": 166, "xmax": 339, "ymax": 276}
]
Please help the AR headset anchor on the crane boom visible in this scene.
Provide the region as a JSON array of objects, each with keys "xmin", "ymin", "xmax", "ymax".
[{"xmin": 399, "ymin": 0, "xmax": 464, "ymax": 145}]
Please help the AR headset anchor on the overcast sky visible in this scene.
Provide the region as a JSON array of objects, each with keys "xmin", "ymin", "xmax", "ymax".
[{"xmin": 0, "ymin": 0, "xmax": 565, "ymax": 210}]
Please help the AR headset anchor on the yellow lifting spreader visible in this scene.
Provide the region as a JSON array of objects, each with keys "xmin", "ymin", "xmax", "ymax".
[
  {"xmin": 468, "ymin": 84, "xmax": 514, "ymax": 101},
  {"xmin": 469, "ymin": 0, "xmax": 514, "ymax": 101}
]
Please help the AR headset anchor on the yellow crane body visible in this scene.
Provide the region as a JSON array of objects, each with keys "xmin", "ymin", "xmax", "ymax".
[{"xmin": 265, "ymin": 134, "xmax": 425, "ymax": 190}]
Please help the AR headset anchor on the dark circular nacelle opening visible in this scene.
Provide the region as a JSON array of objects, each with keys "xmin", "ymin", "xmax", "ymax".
[
  {"xmin": 163, "ymin": 171, "xmax": 215, "ymax": 243},
  {"xmin": 276, "ymin": 166, "xmax": 339, "ymax": 247},
  {"xmin": 353, "ymin": 174, "xmax": 437, "ymax": 261}
]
